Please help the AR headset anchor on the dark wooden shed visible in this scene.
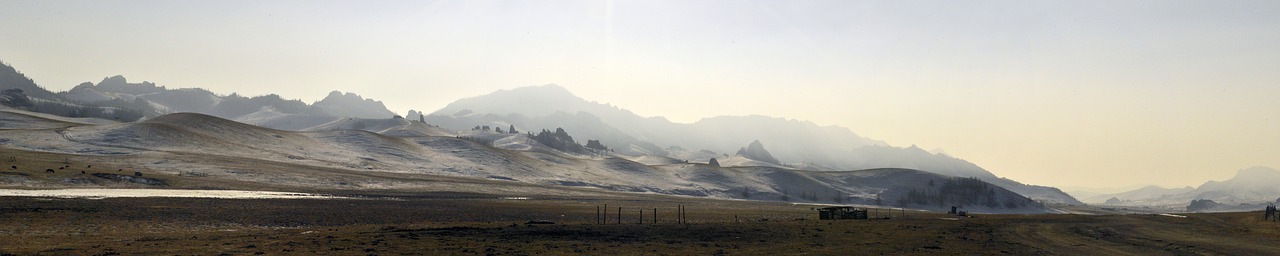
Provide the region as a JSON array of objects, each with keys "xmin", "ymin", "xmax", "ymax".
[{"xmin": 817, "ymin": 206, "xmax": 868, "ymax": 220}]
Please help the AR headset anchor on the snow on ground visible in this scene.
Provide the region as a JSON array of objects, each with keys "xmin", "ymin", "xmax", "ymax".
[
  {"xmin": 716, "ymin": 155, "xmax": 787, "ymax": 169},
  {"xmin": 0, "ymin": 110, "xmax": 82, "ymax": 130},
  {"xmin": 620, "ymin": 155, "xmax": 685, "ymax": 166},
  {"xmin": 665, "ymin": 146, "xmax": 721, "ymax": 163},
  {"xmin": 234, "ymin": 107, "xmax": 343, "ymax": 131},
  {"xmin": 0, "ymin": 110, "xmax": 1051, "ymax": 213},
  {"xmin": 305, "ymin": 117, "xmax": 454, "ymax": 137},
  {"xmin": 492, "ymin": 134, "xmax": 534, "ymax": 151},
  {"xmin": 0, "ymin": 107, "xmax": 119, "ymax": 127},
  {"xmin": 0, "ymin": 188, "xmax": 342, "ymax": 199}
]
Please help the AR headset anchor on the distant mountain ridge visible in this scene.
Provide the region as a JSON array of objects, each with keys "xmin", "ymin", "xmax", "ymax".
[
  {"xmin": 430, "ymin": 85, "xmax": 882, "ymax": 153},
  {"xmin": 428, "ymin": 84, "xmax": 888, "ymax": 158},
  {"xmin": 0, "ymin": 60, "xmax": 1081, "ymax": 205},
  {"xmin": 0, "ymin": 60, "xmax": 397, "ymax": 124},
  {"xmin": 314, "ymin": 91, "xmax": 397, "ymax": 119},
  {"xmin": 426, "ymin": 84, "xmax": 1082, "ymax": 205},
  {"xmin": 0, "ymin": 61, "xmax": 58, "ymax": 100},
  {"xmin": 1086, "ymin": 166, "xmax": 1280, "ymax": 209},
  {"xmin": 0, "ymin": 63, "xmax": 146, "ymax": 121},
  {"xmin": 1083, "ymin": 185, "xmax": 1195, "ymax": 205},
  {"xmin": 63, "ymin": 75, "xmax": 396, "ymax": 120}
]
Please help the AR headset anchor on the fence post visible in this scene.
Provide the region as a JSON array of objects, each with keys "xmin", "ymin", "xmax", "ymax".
[
  {"xmin": 680, "ymin": 205, "xmax": 686, "ymax": 224},
  {"xmin": 678, "ymin": 205, "xmax": 682, "ymax": 224}
]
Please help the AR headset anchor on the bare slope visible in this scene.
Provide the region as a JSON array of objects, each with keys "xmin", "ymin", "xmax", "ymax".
[
  {"xmin": 305, "ymin": 117, "xmax": 454, "ymax": 137},
  {"xmin": 0, "ymin": 107, "xmax": 103, "ymax": 130}
]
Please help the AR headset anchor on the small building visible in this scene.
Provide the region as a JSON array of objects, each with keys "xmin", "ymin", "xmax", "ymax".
[{"xmin": 817, "ymin": 206, "xmax": 868, "ymax": 220}]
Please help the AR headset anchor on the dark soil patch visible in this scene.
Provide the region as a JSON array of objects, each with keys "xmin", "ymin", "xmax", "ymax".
[{"xmin": 91, "ymin": 173, "xmax": 167, "ymax": 186}]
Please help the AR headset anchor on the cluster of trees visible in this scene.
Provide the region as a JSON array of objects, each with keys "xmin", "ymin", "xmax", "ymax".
[
  {"xmin": 585, "ymin": 139, "xmax": 608, "ymax": 151},
  {"xmin": 1, "ymin": 88, "xmax": 32, "ymax": 107},
  {"xmin": 897, "ymin": 177, "xmax": 1031, "ymax": 209},
  {"xmin": 472, "ymin": 124, "xmax": 519, "ymax": 134}
]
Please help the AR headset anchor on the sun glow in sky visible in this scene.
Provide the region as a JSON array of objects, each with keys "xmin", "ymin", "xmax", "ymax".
[{"xmin": 2, "ymin": 0, "xmax": 1278, "ymax": 189}]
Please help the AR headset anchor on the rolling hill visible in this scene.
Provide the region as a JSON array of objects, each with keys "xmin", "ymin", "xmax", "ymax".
[
  {"xmin": 0, "ymin": 109, "xmax": 1046, "ymax": 213},
  {"xmin": 0, "ymin": 60, "xmax": 1072, "ymax": 208}
]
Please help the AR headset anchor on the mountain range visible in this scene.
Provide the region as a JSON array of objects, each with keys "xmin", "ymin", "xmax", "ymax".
[
  {"xmin": 1, "ymin": 60, "xmax": 397, "ymax": 128},
  {"xmin": 1, "ymin": 60, "xmax": 1078, "ymax": 207},
  {"xmin": 425, "ymin": 84, "xmax": 1081, "ymax": 204},
  {"xmin": 0, "ymin": 106, "xmax": 1047, "ymax": 213},
  {"xmin": 1083, "ymin": 166, "xmax": 1280, "ymax": 211}
]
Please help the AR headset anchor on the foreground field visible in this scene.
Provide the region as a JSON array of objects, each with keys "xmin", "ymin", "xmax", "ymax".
[{"xmin": 2, "ymin": 194, "xmax": 1279, "ymax": 255}]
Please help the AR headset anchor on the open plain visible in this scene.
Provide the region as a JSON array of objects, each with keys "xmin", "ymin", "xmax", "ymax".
[
  {"xmin": 2, "ymin": 142, "xmax": 1280, "ymax": 255},
  {"xmin": 3, "ymin": 194, "xmax": 1280, "ymax": 255}
]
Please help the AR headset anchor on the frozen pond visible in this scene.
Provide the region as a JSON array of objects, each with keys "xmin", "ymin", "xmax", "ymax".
[{"xmin": 0, "ymin": 189, "xmax": 344, "ymax": 199}]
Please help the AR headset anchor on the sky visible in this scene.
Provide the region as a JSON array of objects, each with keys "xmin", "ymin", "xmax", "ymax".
[{"xmin": 1, "ymin": 0, "xmax": 1278, "ymax": 190}]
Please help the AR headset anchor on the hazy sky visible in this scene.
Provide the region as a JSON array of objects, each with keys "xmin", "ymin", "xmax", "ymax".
[{"xmin": 2, "ymin": 0, "xmax": 1278, "ymax": 189}]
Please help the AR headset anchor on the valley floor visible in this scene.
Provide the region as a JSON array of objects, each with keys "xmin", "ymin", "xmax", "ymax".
[{"xmin": 2, "ymin": 194, "xmax": 1279, "ymax": 255}]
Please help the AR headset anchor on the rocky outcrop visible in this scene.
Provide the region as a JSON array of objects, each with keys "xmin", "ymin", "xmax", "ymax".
[
  {"xmin": 313, "ymin": 91, "xmax": 397, "ymax": 119},
  {"xmin": 736, "ymin": 140, "xmax": 781, "ymax": 165}
]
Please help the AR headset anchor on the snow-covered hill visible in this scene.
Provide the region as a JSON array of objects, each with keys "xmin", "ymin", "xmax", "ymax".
[
  {"xmin": 0, "ymin": 61, "xmax": 1074, "ymax": 207},
  {"xmin": 0, "ymin": 110, "xmax": 1047, "ymax": 213}
]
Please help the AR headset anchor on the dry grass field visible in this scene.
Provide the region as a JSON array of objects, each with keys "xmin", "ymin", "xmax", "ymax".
[
  {"xmin": 3, "ymin": 194, "xmax": 1280, "ymax": 255},
  {"xmin": 3, "ymin": 149, "xmax": 1279, "ymax": 255}
]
